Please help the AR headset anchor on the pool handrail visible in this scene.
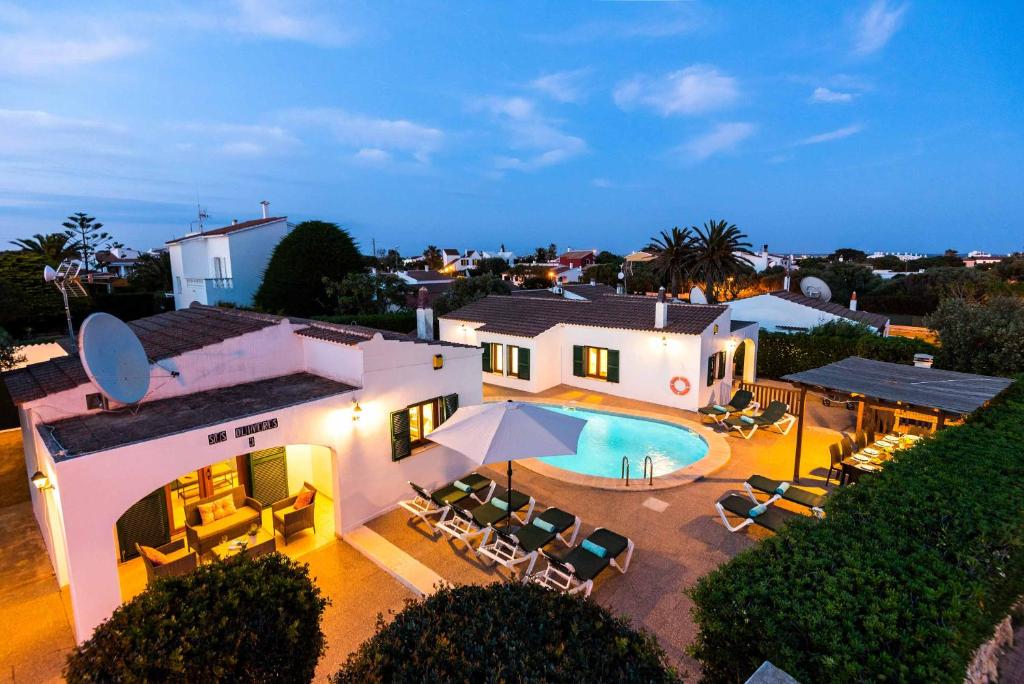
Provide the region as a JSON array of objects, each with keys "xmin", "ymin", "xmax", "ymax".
[{"xmin": 621, "ymin": 456, "xmax": 630, "ymax": 486}]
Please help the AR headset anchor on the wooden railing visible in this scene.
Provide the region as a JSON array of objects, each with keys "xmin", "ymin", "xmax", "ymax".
[{"xmin": 739, "ymin": 382, "xmax": 803, "ymax": 417}]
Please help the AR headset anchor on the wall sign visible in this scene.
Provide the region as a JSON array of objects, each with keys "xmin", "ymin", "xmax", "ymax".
[
  {"xmin": 234, "ymin": 418, "xmax": 279, "ymax": 439},
  {"xmin": 208, "ymin": 430, "xmax": 227, "ymax": 445}
]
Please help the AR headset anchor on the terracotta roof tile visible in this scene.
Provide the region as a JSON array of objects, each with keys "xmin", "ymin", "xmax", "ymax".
[
  {"xmin": 440, "ymin": 294, "xmax": 725, "ymax": 338},
  {"xmin": 769, "ymin": 290, "xmax": 889, "ymax": 329}
]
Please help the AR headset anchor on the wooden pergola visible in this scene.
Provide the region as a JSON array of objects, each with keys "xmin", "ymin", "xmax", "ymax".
[{"xmin": 781, "ymin": 357, "xmax": 1013, "ymax": 482}]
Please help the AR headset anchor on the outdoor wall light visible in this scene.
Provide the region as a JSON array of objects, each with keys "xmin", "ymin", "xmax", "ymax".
[
  {"xmin": 30, "ymin": 471, "xmax": 53, "ymax": 491},
  {"xmin": 661, "ymin": 335, "xmax": 667, "ymax": 347},
  {"xmin": 433, "ymin": 354, "xmax": 444, "ymax": 370},
  {"xmin": 352, "ymin": 399, "xmax": 362, "ymax": 422}
]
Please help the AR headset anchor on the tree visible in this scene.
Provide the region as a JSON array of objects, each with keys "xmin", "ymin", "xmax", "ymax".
[
  {"xmin": 867, "ymin": 254, "xmax": 904, "ymax": 271},
  {"xmin": 992, "ymin": 257, "xmax": 1024, "ymax": 283},
  {"xmin": 323, "ymin": 272, "xmax": 408, "ymax": 315},
  {"xmin": 332, "ymin": 583, "xmax": 679, "ymax": 683},
  {"xmin": 0, "ymin": 327, "xmax": 25, "ymax": 371},
  {"xmin": 595, "ymin": 250, "xmax": 622, "ymax": 265},
  {"xmin": 925, "ymin": 297, "xmax": 1024, "ymax": 376},
  {"xmin": 254, "ymin": 221, "xmax": 363, "ymax": 317},
  {"xmin": 0, "ymin": 250, "xmax": 75, "ymax": 336},
  {"xmin": 471, "ymin": 257, "xmax": 511, "ymax": 276},
  {"xmin": 62, "ymin": 213, "xmax": 115, "ymax": 270},
  {"xmin": 9, "ymin": 232, "xmax": 77, "ymax": 266},
  {"xmin": 827, "ymin": 248, "xmax": 868, "ymax": 263},
  {"xmin": 433, "ymin": 274, "xmax": 511, "ymax": 317},
  {"xmin": 533, "ymin": 247, "xmax": 549, "ymax": 263},
  {"xmin": 689, "ymin": 219, "xmax": 754, "ymax": 303},
  {"xmin": 647, "ymin": 226, "xmax": 694, "ymax": 299},
  {"xmin": 422, "ymin": 245, "xmax": 442, "ymax": 270},
  {"xmin": 127, "ymin": 252, "xmax": 172, "ymax": 293},
  {"xmin": 546, "ymin": 243, "xmax": 558, "ymax": 261},
  {"xmin": 943, "ymin": 248, "xmax": 960, "ymax": 258}
]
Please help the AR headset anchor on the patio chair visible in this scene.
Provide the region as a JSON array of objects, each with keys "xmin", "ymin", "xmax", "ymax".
[
  {"xmin": 399, "ymin": 475, "xmax": 495, "ymax": 533},
  {"xmin": 477, "ymin": 507, "xmax": 582, "ymax": 580},
  {"xmin": 742, "ymin": 474, "xmax": 825, "ymax": 517},
  {"xmin": 723, "ymin": 401, "xmax": 796, "ymax": 439},
  {"xmin": 715, "ymin": 494, "xmax": 802, "ymax": 533},
  {"xmin": 458, "ymin": 486, "xmax": 536, "ymax": 528},
  {"xmin": 854, "ymin": 430, "xmax": 868, "ymax": 451},
  {"xmin": 697, "ymin": 389, "xmax": 758, "ymax": 424},
  {"xmin": 826, "ymin": 443, "xmax": 843, "ymax": 486},
  {"xmin": 272, "ymin": 482, "xmax": 318, "ymax": 545},
  {"xmin": 435, "ymin": 504, "xmax": 490, "ymax": 554},
  {"xmin": 528, "ymin": 528, "xmax": 634, "ymax": 598},
  {"xmin": 135, "ymin": 540, "xmax": 197, "ymax": 585}
]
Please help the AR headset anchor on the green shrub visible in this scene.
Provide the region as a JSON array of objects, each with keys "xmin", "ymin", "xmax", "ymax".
[
  {"xmin": 688, "ymin": 378, "xmax": 1024, "ymax": 682},
  {"xmin": 332, "ymin": 583, "xmax": 681, "ymax": 683},
  {"xmin": 65, "ymin": 554, "xmax": 328, "ymax": 683},
  {"xmin": 756, "ymin": 328, "xmax": 937, "ymax": 378},
  {"xmin": 314, "ymin": 311, "xmax": 417, "ymax": 333},
  {"xmin": 926, "ymin": 297, "xmax": 1024, "ymax": 376}
]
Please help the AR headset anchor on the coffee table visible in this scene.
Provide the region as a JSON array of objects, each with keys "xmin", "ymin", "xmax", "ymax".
[{"xmin": 210, "ymin": 528, "xmax": 276, "ymax": 561}]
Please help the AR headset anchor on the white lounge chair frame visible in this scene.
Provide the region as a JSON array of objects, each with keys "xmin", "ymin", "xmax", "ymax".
[
  {"xmin": 715, "ymin": 494, "xmax": 782, "ymax": 532},
  {"xmin": 477, "ymin": 514, "xmax": 582, "ymax": 581},
  {"xmin": 728, "ymin": 411, "xmax": 796, "ymax": 440},
  {"xmin": 397, "ymin": 480, "xmax": 495, "ymax": 533},
  {"xmin": 742, "ymin": 480, "xmax": 824, "ymax": 518},
  {"xmin": 435, "ymin": 507, "xmax": 491, "ymax": 554},
  {"xmin": 529, "ymin": 536, "xmax": 634, "ymax": 598}
]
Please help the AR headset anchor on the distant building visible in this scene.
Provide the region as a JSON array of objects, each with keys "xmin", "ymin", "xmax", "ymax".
[
  {"xmin": 481, "ymin": 247, "xmax": 516, "ymax": 267},
  {"xmin": 94, "ymin": 247, "xmax": 142, "ymax": 279},
  {"xmin": 558, "ymin": 249, "xmax": 597, "ymax": 270},
  {"xmin": 439, "ymin": 248, "xmax": 462, "ymax": 273},
  {"xmin": 868, "ymin": 251, "xmax": 926, "ymax": 262},
  {"xmin": 735, "ymin": 244, "xmax": 793, "ymax": 273},
  {"xmin": 455, "ymin": 250, "xmax": 484, "ymax": 273},
  {"xmin": 728, "ymin": 290, "xmax": 890, "ymax": 336},
  {"xmin": 964, "ymin": 251, "xmax": 1003, "ymax": 268},
  {"xmin": 397, "ymin": 270, "xmax": 454, "ymax": 307},
  {"xmin": 167, "ymin": 206, "xmax": 291, "ymax": 310}
]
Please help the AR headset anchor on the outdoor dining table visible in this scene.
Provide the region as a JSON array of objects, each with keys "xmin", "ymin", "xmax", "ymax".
[{"xmin": 838, "ymin": 434, "xmax": 917, "ymax": 485}]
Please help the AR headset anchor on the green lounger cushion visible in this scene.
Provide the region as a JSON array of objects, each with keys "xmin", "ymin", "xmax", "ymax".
[
  {"xmin": 512, "ymin": 525, "xmax": 554, "ymax": 553},
  {"xmin": 535, "ymin": 507, "xmax": 576, "ymax": 532},
  {"xmin": 469, "ymin": 489, "xmax": 532, "ymax": 527},
  {"xmin": 585, "ymin": 528, "xmax": 629, "ymax": 559},
  {"xmin": 746, "ymin": 475, "xmax": 825, "ymax": 510},
  {"xmin": 555, "ymin": 548, "xmax": 609, "ymax": 582},
  {"xmin": 698, "ymin": 405, "xmax": 727, "ymax": 416},
  {"xmin": 458, "ymin": 473, "xmax": 492, "ymax": 492},
  {"xmin": 719, "ymin": 494, "xmax": 798, "ymax": 533}
]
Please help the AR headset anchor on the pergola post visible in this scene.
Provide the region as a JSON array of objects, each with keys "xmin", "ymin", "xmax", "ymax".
[
  {"xmin": 793, "ymin": 386, "xmax": 808, "ymax": 483},
  {"xmin": 856, "ymin": 399, "xmax": 865, "ymax": 433}
]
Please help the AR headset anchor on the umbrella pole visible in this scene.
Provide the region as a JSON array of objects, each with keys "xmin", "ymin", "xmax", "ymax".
[{"xmin": 507, "ymin": 460, "xmax": 513, "ymax": 529}]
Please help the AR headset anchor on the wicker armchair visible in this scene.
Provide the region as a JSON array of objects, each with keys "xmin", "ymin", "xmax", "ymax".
[
  {"xmin": 136, "ymin": 539, "xmax": 197, "ymax": 585},
  {"xmin": 272, "ymin": 483, "xmax": 317, "ymax": 545}
]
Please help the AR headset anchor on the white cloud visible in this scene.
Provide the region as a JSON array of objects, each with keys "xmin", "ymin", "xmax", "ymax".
[
  {"xmin": 591, "ymin": 178, "xmax": 614, "ymax": 189},
  {"xmin": 473, "ymin": 96, "xmax": 586, "ymax": 172},
  {"xmin": 171, "ymin": 122, "xmax": 300, "ymax": 158},
  {"xmin": 811, "ymin": 87, "xmax": 856, "ymax": 103},
  {"xmin": 529, "ymin": 69, "xmax": 591, "ymax": 103},
  {"xmin": 0, "ymin": 109, "xmax": 130, "ymax": 155},
  {"xmin": 796, "ymin": 124, "xmax": 865, "ymax": 145},
  {"xmin": 285, "ymin": 108, "xmax": 444, "ymax": 163},
  {"xmin": 224, "ymin": 0, "xmax": 355, "ymax": 47},
  {"xmin": 353, "ymin": 147, "xmax": 392, "ymax": 165},
  {"xmin": 853, "ymin": 1, "xmax": 908, "ymax": 55},
  {"xmin": 684, "ymin": 122, "xmax": 757, "ymax": 161},
  {"xmin": 614, "ymin": 65, "xmax": 739, "ymax": 116},
  {"xmin": 530, "ymin": 9, "xmax": 702, "ymax": 44}
]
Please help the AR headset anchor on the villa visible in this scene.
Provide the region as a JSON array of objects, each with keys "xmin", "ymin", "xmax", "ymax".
[
  {"xmin": 727, "ymin": 290, "xmax": 890, "ymax": 335},
  {"xmin": 3, "ymin": 304, "xmax": 482, "ymax": 642},
  {"xmin": 439, "ymin": 288, "xmax": 759, "ymax": 411}
]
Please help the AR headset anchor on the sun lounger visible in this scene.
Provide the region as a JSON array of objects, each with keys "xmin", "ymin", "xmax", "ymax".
[
  {"xmin": 743, "ymin": 474, "xmax": 825, "ymax": 517},
  {"xmin": 528, "ymin": 528, "xmax": 634, "ymax": 598},
  {"xmin": 723, "ymin": 401, "xmax": 796, "ymax": 439},
  {"xmin": 698, "ymin": 389, "xmax": 758, "ymax": 423},
  {"xmin": 459, "ymin": 487, "xmax": 536, "ymax": 528},
  {"xmin": 477, "ymin": 507, "xmax": 581, "ymax": 579},
  {"xmin": 398, "ymin": 475, "xmax": 494, "ymax": 532},
  {"xmin": 715, "ymin": 493, "xmax": 802, "ymax": 533}
]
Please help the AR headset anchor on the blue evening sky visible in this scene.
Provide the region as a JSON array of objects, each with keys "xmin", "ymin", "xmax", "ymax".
[{"xmin": 0, "ymin": 1, "xmax": 1021, "ymax": 255}]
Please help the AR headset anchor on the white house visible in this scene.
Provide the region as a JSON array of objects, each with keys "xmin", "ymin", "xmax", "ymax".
[
  {"xmin": 439, "ymin": 289, "xmax": 759, "ymax": 412},
  {"xmin": 728, "ymin": 290, "xmax": 890, "ymax": 335},
  {"xmin": 481, "ymin": 247, "xmax": 516, "ymax": 267},
  {"xmin": 3, "ymin": 304, "xmax": 482, "ymax": 642},
  {"xmin": 167, "ymin": 210, "xmax": 291, "ymax": 310},
  {"xmin": 736, "ymin": 244, "xmax": 794, "ymax": 273}
]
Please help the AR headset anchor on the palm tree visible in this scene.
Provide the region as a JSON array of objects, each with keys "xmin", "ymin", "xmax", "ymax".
[
  {"xmin": 423, "ymin": 245, "xmax": 442, "ymax": 270},
  {"xmin": 533, "ymin": 247, "xmax": 549, "ymax": 263},
  {"xmin": 10, "ymin": 232, "xmax": 76, "ymax": 266},
  {"xmin": 647, "ymin": 227, "xmax": 694, "ymax": 299},
  {"xmin": 689, "ymin": 219, "xmax": 753, "ymax": 303}
]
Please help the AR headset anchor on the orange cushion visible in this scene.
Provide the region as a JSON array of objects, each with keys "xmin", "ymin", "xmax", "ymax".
[
  {"xmin": 213, "ymin": 496, "xmax": 237, "ymax": 520},
  {"xmin": 197, "ymin": 501, "xmax": 218, "ymax": 525},
  {"xmin": 139, "ymin": 545, "xmax": 169, "ymax": 566},
  {"xmin": 294, "ymin": 487, "xmax": 315, "ymax": 510}
]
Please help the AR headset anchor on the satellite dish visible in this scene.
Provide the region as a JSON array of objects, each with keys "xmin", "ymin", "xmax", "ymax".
[
  {"xmin": 78, "ymin": 313, "xmax": 151, "ymax": 404},
  {"xmin": 800, "ymin": 276, "xmax": 832, "ymax": 302},
  {"xmin": 689, "ymin": 286, "xmax": 707, "ymax": 304},
  {"xmin": 43, "ymin": 265, "xmax": 57, "ymax": 282}
]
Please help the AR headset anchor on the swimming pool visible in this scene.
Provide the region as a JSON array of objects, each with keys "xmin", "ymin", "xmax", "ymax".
[{"xmin": 535, "ymin": 405, "xmax": 709, "ymax": 479}]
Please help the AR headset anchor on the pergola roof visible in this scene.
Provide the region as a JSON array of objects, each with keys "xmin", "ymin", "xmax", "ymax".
[{"xmin": 783, "ymin": 357, "xmax": 1013, "ymax": 416}]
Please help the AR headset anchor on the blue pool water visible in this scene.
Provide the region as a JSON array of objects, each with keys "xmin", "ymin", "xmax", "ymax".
[{"xmin": 535, "ymin": 405, "xmax": 709, "ymax": 478}]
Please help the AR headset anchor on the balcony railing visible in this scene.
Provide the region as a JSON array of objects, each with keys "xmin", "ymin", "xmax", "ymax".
[{"xmin": 184, "ymin": 277, "xmax": 234, "ymax": 289}]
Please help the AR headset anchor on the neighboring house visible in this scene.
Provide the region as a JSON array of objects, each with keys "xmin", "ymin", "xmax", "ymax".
[
  {"xmin": 440, "ymin": 248, "xmax": 461, "ymax": 273},
  {"xmin": 868, "ymin": 251, "xmax": 926, "ymax": 262},
  {"xmin": 728, "ymin": 290, "xmax": 890, "ymax": 335},
  {"xmin": 94, "ymin": 247, "xmax": 142, "ymax": 279},
  {"xmin": 481, "ymin": 247, "xmax": 516, "ymax": 267},
  {"xmin": 397, "ymin": 270, "xmax": 454, "ymax": 307},
  {"xmin": 964, "ymin": 252, "xmax": 1003, "ymax": 268},
  {"xmin": 455, "ymin": 250, "xmax": 483, "ymax": 274},
  {"xmin": 558, "ymin": 249, "xmax": 597, "ymax": 270},
  {"xmin": 167, "ymin": 213, "xmax": 291, "ymax": 310},
  {"xmin": 2, "ymin": 304, "xmax": 480, "ymax": 642},
  {"xmin": 736, "ymin": 244, "xmax": 793, "ymax": 273},
  {"xmin": 439, "ymin": 289, "xmax": 759, "ymax": 412},
  {"xmin": 509, "ymin": 283, "xmax": 618, "ymax": 301},
  {"xmin": 553, "ymin": 264, "xmax": 581, "ymax": 284}
]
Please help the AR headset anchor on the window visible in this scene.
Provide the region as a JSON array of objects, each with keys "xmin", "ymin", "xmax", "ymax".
[
  {"xmin": 707, "ymin": 351, "xmax": 726, "ymax": 386},
  {"xmin": 482, "ymin": 342, "xmax": 504, "ymax": 374},
  {"xmin": 572, "ymin": 345, "xmax": 619, "ymax": 383},
  {"xmin": 587, "ymin": 347, "xmax": 608, "ymax": 379},
  {"xmin": 408, "ymin": 398, "xmax": 440, "ymax": 446},
  {"xmin": 175, "ymin": 276, "xmax": 181, "ymax": 293},
  {"xmin": 391, "ymin": 394, "xmax": 459, "ymax": 461},
  {"xmin": 506, "ymin": 345, "xmax": 530, "ymax": 380},
  {"xmin": 212, "ymin": 257, "xmax": 224, "ymax": 279}
]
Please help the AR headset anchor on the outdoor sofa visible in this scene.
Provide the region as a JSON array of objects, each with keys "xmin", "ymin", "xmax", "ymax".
[{"xmin": 184, "ymin": 486, "xmax": 262, "ymax": 555}]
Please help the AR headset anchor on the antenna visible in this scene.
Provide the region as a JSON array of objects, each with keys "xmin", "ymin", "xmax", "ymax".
[
  {"xmin": 800, "ymin": 276, "xmax": 833, "ymax": 302},
  {"xmin": 78, "ymin": 313, "xmax": 151, "ymax": 405},
  {"xmin": 197, "ymin": 204, "xmax": 209, "ymax": 233},
  {"xmin": 44, "ymin": 259, "xmax": 88, "ymax": 343}
]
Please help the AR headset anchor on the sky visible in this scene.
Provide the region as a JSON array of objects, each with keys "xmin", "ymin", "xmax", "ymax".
[{"xmin": 0, "ymin": 0, "xmax": 1021, "ymax": 256}]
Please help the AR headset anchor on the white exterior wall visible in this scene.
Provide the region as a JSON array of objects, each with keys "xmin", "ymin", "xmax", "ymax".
[
  {"xmin": 223, "ymin": 221, "xmax": 290, "ymax": 307},
  {"xmin": 728, "ymin": 294, "xmax": 886, "ymax": 335}
]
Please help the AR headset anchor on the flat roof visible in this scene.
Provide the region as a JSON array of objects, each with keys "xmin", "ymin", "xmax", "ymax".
[
  {"xmin": 783, "ymin": 357, "xmax": 1013, "ymax": 415},
  {"xmin": 38, "ymin": 372, "xmax": 357, "ymax": 460}
]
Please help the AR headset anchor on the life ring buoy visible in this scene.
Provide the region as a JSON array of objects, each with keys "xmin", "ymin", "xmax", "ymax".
[{"xmin": 669, "ymin": 376, "xmax": 691, "ymax": 396}]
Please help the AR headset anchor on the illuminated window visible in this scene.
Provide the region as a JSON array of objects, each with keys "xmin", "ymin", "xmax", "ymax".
[
  {"xmin": 408, "ymin": 398, "xmax": 441, "ymax": 446},
  {"xmin": 586, "ymin": 346, "xmax": 608, "ymax": 380},
  {"xmin": 490, "ymin": 343, "xmax": 504, "ymax": 373},
  {"xmin": 507, "ymin": 346, "xmax": 520, "ymax": 378}
]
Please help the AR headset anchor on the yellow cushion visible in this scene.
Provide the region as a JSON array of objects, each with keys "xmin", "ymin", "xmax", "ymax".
[
  {"xmin": 213, "ymin": 496, "xmax": 237, "ymax": 520},
  {"xmin": 197, "ymin": 501, "xmax": 218, "ymax": 525}
]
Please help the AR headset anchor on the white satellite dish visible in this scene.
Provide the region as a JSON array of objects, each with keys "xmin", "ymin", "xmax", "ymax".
[
  {"xmin": 689, "ymin": 286, "xmax": 708, "ymax": 304},
  {"xmin": 800, "ymin": 276, "xmax": 832, "ymax": 302},
  {"xmin": 43, "ymin": 265, "xmax": 58, "ymax": 282},
  {"xmin": 78, "ymin": 313, "xmax": 151, "ymax": 405}
]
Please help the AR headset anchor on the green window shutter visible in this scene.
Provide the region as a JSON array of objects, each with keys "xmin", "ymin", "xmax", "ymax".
[
  {"xmin": 606, "ymin": 349, "xmax": 620, "ymax": 383},
  {"xmin": 443, "ymin": 393, "xmax": 459, "ymax": 419},
  {"xmin": 706, "ymin": 355, "xmax": 716, "ymax": 387},
  {"xmin": 572, "ymin": 345, "xmax": 584, "ymax": 377},
  {"xmin": 716, "ymin": 351, "xmax": 726, "ymax": 380},
  {"xmin": 481, "ymin": 343, "xmax": 491, "ymax": 372},
  {"xmin": 390, "ymin": 409, "xmax": 411, "ymax": 461},
  {"xmin": 518, "ymin": 348, "xmax": 530, "ymax": 381}
]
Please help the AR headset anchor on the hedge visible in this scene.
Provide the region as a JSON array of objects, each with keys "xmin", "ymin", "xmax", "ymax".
[
  {"xmin": 332, "ymin": 583, "xmax": 680, "ymax": 683},
  {"xmin": 65, "ymin": 554, "xmax": 328, "ymax": 683},
  {"xmin": 314, "ymin": 311, "xmax": 417, "ymax": 333},
  {"xmin": 688, "ymin": 377, "xmax": 1024, "ymax": 682},
  {"xmin": 756, "ymin": 330, "xmax": 937, "ymax": 378}
]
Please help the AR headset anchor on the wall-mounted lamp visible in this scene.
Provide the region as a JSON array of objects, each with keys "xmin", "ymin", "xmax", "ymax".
[
  {"xmin": 352, "ymin": 399, "xmax": 362, "ymax": 422},
  {"xmin": 713, "ymin": 323, "xmax": 719, "ymax": 335},
  {"xmin": 726, "ymin": 336, "xmax": 739, "ymax": 353},
  {"xmin": 661, "ymin": 335, "xmax": 667, "ymax": 347},
  {"xmin": 433, "ymin": 354, "xmax": 444, "ymax": 370},
  {"xmin": 30, "ymin": 471, "xmax": 53, "ymax": 491}
]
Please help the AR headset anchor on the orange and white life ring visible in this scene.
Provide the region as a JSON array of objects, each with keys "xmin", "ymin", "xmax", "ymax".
[{"xmin": 669, "ymin": 376, "xmax": 691, "ymax": 396}]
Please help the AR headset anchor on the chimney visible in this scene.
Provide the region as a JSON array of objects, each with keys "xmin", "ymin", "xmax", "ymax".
[
  {"xmin": 232, "ymin": 218, "xmax": 238, "ymax": 225},
  {"xmin": 655, "ymin": 287, "xmax": 668, "ymax": 329},
  {"xmin": 783, "ymin": 274, "xmax": 791, "ymax": 290},
  {"xmin": 762, "ymin": 243, "xmax": 769, "ymax": 259},
  {"xmin": 590, "ymin": 279, "xmax": 596, "ymax": 286},
  {"xmin": 259, "ymin": 200, "xmax": 270, "ymax": 219},
  {"xmin": 415, "ymin": 286, "xmax": 434, "ymax": 340},
  {"xmin": 849, "ymin": 291, "xmax": 858, "ymax": 311},
  {"xmin": 913, "ymin": 353, "xmax": 934, "ymax": 368}
]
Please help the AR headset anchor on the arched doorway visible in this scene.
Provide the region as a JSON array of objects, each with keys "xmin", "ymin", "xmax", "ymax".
[
  {"xmin": 733, "ymin": 340, "xmax": 747, "ymax": 380},
  {"xmin": 732, "ymin": 339, "xmax": 756, "ymax": 384}
]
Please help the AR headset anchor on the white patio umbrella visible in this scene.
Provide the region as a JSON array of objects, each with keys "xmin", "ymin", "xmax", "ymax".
[{"xmin": 426, "ymin": 400, "xmax": 587, "ymax": 526}]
